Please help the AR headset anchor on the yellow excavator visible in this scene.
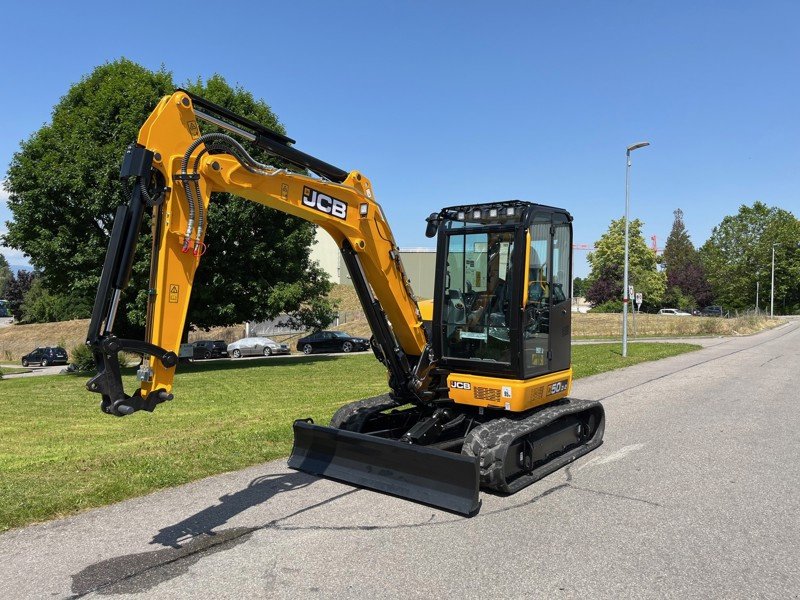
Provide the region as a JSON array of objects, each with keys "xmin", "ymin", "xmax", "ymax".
[{"xmin": 86, "ymin": 90, "xmax": 604, "ymax": 515}]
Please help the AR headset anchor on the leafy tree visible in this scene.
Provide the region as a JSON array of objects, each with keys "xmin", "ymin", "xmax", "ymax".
[
  {"xmin": 585, "ymin": 217, "xmax": 665, "ymax": 310},
  {"xmin": 4, "ymin": 59, "xmax": 173, "ymax": 332},
  {"xmin": 3, "ymin": 59, "xmax": 335, "ymax": 336},
  {"xmin": 585, "ymin": 264, "xmax": 622, "ymax": 306},
  {"xmin": 279, "ymin": 296, "xmax": 340, "ymax": 332},
  {"xmin": 700, "ymin": 202, "xmax": 800, "ymax": 314},
  {"xmin": 572, "ymin": 276, "xmax": 586, "ymax": 298},
  {"xmin": 4, "ymin": 270, "xmax": 35, "ymax": 318},
  {"xmin": 0, "ymin": 254, "xmax": 11, "ymax": 298},
  {"xmin": 20, "ymin": 279, "xmax": 90, "ymax": 323},
  {"xmin": 663, "ymin": 209, "xmax": 712, "ymax": 307}
]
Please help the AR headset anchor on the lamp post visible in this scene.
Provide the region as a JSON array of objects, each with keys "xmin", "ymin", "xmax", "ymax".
[{"xmin": 622, "ymin": 141, "xmax": 650, "ymax": 357}]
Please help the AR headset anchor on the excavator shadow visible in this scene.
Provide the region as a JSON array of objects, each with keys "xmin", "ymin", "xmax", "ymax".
[
  {"xmin": 71, "ymin": 471, "xmax": 317, "ymax": 596},
  {"xmin": 151, "ymin": 471, "xmax": 316, "ymax": 547}
]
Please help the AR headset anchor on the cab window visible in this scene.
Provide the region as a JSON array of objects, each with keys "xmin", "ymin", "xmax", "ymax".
[{"xmin": 441, "ymin": 230, "xmax": 515, "ymax": 364}]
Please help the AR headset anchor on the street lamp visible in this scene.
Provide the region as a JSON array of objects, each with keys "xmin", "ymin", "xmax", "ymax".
[{"xmin": 622, "ymin": 141, "xmax": 650, "ymax": 358}]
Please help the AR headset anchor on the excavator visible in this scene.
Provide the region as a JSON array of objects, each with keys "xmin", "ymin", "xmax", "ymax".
[{"xmin": 86, "ymin": 89, "xmax": 604, "ymax": 516}]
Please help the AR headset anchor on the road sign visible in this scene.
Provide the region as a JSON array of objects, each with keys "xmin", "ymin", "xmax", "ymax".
[
  {"xmin": 628, "ymin": 285, "xmax": 635, "ymax": 298},
  {"xmin": 635, "ymin": 292, "xmax": 643, "ymax": 307}
]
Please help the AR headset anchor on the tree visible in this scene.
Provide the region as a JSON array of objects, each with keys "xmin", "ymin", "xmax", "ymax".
[
  {"xmin": 662, "ymin": 209, "xmax": 694, "ymax": 274},
  {"xmin": 3, "ymin": 59, "xmax": 335, "ymax": 335},
  {"xmin": 0, "ymin": 254, "xmax": 11, "ymax": 298},
  {"xmin": 700, "ymin": 202, "xmax": 800, "ymax": 313},
  {"xmin": 585, "ymin": 264, "xmax": 622, "ymax": 306},
  {"xmin": 585, "ymin": 217, "xmax": 666, "ymax": 310},
  {"xmin": 572, "ymin": 276, "xmax": 586, "ymax": 298},
  {"xmin": 5, "ymin": 270, "xmax": 35, "ymax": 318},
  {"xmin": 662, "ymin": 209, "xmax": 712, "ymax": 308},
  {"xmin": 20, "ymin": 279, "xmax": 90, "ymax": 323}
]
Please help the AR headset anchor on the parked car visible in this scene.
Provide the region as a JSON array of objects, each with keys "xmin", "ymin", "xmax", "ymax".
[
  {"xmin": 227, "ymin": 336, "xmax": 290, "ymax": 358},
  {"xmin": 191, "ymin": 340, "xmax": 229, "ymax": 359},
  {"xmin": 21, "ymin": 346, "xmax": 68, "ymax": 367},
  {"xmin": 657, "ymin": 308, "xmax": 691, "ymax": 316},
  {"xmin": 296, "ymin": 331, "xmax": 370, "ymax": 354},
  {"xmin": 701, "ymin": 305, "xmax": 724, "ymax": 317}
]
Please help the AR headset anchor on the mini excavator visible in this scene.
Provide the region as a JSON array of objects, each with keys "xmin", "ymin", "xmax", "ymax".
[{"xmin": 86, "ymin": 90, "xmax": 604, "ymax": 515}]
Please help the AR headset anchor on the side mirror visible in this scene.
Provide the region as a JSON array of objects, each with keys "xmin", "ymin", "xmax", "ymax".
[{"xmin": 425, "ymin": 213, "xmax": 440, "ymax": 238}]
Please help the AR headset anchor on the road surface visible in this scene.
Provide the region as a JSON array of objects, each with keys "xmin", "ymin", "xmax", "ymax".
[{"xmin": 0, "ymin": 320, "xmax": 798, "ymax": 599}]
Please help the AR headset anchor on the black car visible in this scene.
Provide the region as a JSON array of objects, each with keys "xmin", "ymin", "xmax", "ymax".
[
  {"xmin": 701, "ymin": 306, "xmax": 724, "ymax": 317},
  {"xmin": 21, "ymin": 346, "xmax": 68, "ymax": 367},
  {"xmin": 191, "ymin": 340, "xmax": 229, "ymax": 359},
  {"xmin": 296, "ymin": 331, "xmax": 370, "ymax": 355}
]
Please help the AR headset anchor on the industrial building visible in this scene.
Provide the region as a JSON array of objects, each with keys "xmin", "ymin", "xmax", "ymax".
[{"xmin": 310, "ymin": 227, "xmax": 437, "ymax": 299}]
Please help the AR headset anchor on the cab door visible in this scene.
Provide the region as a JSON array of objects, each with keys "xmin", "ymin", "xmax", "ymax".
[
  {"xmin": 548, "ymin": 217, "xmax": 572, "ymax": 373},
  {"xmin": 522, "ymin": 212, "xmax": 572, "ymax": 377}
]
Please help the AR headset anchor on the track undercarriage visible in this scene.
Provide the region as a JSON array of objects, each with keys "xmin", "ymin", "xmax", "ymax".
[{"xmin": 289, "ymin": 394, "xmax": 605, "ymax": 515}]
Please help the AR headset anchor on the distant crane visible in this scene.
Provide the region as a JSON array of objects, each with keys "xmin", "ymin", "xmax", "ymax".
[
  {"xmin": 572, "ymin": 243, "xmax": 595, "ymax": 252},
  {"xmin": 650, "ymin": 234, "xmax": 662, "ymax": 254}
]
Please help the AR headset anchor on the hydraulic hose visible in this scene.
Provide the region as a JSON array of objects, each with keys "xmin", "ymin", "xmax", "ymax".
[{"xmin": 178, "ymin": 132, "xmax": 281, "ymax": 250}]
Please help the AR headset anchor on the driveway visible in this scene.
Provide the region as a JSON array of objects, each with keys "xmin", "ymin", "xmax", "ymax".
[
  {"xmin": 0, "ymin": 320, "xmax": 798, "ymax": 599},
  {"xmin": 1, "ymin": 363, "xmax": 68, "ymax": 378}
]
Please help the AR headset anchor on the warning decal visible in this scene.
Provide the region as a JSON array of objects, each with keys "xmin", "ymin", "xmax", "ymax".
[{"xmin": 169, "ymin": 284, "xmax": 179, "ymax": 303}]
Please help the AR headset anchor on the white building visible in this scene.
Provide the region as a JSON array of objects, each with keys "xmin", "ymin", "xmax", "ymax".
[{"xmin": 310, "ymin": 227, "xmax": 437, "ymax": 299}]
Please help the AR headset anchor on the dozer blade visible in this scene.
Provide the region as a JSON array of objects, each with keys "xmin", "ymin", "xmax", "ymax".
[{"xmin": 289, "ymin": 420, "xmax": 481, "ymax": 516}]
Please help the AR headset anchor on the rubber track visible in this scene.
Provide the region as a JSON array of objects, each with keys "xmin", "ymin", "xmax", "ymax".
[
  {"xmin": 329, "ymin": 394, "xmax": 400, "ymax": 432},
  {"xmin": 462, "ymin": 398, "xmax": 605, "ymax": 493}
]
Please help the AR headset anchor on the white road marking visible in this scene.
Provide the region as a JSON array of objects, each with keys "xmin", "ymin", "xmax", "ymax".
[{"xmin": 577, "ymin": 443, "xmax": 645, "ymax": 472}]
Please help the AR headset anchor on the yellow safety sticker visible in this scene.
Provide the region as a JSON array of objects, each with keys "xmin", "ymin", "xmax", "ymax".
[{"xmin": 169, "ymin": 284, "xmax": 179, "ymax": 303}]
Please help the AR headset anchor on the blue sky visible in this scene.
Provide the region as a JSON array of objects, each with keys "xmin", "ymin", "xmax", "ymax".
[{"xmin": 1, "ymin": 1, "xmax": 798, "ymax": 277}]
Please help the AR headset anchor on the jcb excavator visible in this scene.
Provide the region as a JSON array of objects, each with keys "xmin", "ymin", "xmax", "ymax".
[{"xmin": 86, "ymin": 89, "xmax": 604, "ymax": 515}]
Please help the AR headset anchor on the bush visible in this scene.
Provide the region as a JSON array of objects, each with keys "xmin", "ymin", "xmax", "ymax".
[
  {"xmin": 70, "ymin": 343, "xmax": 96, "ymax": 373},
  {"xmin": 20, "ymin": 280, "xmax": 91, "ymax": 323},
  {"xmin": 589, "ymin": 300, "xmax": 624, "ymax": 313}
]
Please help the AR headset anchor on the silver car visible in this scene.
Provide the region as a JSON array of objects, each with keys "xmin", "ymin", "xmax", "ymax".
[{"xmin": 227, "ymin": 336, "xmax": 290, "ymax": 358}]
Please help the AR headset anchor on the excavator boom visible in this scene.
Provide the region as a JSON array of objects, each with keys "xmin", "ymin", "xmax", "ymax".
[{"xmin": 87, "ymin": 90, "xmax": 429, "ymax": 414}]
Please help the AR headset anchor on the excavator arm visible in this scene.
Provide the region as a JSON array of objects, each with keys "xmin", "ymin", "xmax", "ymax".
[{"xmin": 87, "ymin": 90, "xmax": 432, "ymax": 416}]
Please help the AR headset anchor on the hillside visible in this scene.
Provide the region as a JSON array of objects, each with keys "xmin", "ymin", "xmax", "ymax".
[{"xmin": 0, "ymin": 319, "xmax": 89, "ymax": 362}]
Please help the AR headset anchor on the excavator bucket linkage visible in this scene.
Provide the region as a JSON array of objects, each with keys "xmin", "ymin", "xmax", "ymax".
[{"xmin": 289, "ymin": 420, "xmax": 481, "ymax": 516}]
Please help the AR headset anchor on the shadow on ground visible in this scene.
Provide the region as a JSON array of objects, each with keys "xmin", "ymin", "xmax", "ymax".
[{"xmin": 70, "ymin": 471, "xmax": 315, "ymax": 597}]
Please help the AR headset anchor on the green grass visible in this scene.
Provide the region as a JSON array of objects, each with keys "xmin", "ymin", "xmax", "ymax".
[
  {"xmin": 0, "ymin": 367, "xmax": 30, "ymax": 376},
  {"xmin": 0, "ymin": 342, "xmax": 698, "ymax": 531},
  {"xmin": 572, "ymin": 342, "xmax": 700, "ymax": 377}
]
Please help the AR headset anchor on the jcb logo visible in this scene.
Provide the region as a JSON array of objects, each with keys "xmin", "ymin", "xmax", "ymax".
[
  {"xmin": 450, "ymin": 381, "xmax": 472, "ymax": 390},
  {"xmin": 302, "ymin": 187, "xmax": 348, "ymax": 219},
  {"xmin": 549, "ymin": 380, "xmax": 568, "ymax": 395}
]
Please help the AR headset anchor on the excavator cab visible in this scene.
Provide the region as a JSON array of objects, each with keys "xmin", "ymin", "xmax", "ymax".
[{"xmin": 431, "ymin": 202, "xmax": 573, "ymax": 395}]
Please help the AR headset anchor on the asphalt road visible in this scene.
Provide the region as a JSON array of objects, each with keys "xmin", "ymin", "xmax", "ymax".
[{"xmin": 1, "ymin": 321, "xmax": 798, "ymax": 599}]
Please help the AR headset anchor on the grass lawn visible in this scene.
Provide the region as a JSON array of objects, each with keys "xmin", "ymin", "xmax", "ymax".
[
  {"xmin": 0, "ymin": 342, "xmax": 698, "ymax": 531},
  {"xmin": 0, "ymin": 367, "xmax": 30, "ymax": 376}
]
